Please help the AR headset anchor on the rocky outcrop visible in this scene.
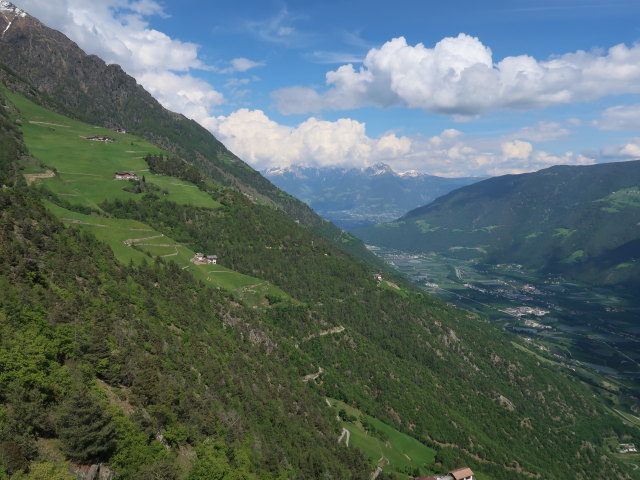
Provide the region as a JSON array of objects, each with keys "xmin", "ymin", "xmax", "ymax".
[{"xmin": 72, "ymin": 463, "xmax": 116, "ymax": 480}]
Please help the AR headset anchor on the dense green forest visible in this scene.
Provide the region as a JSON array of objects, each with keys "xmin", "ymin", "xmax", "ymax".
[
  {"xmin": 1, "ymin": 85, "xmax": 639, "ymax": 479},
  {"xmin": 0, "ymin": 95, "xmax": 370, "ymax": 479}
]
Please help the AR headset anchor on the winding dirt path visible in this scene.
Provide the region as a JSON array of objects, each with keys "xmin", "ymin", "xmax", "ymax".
[
  {"xmin": 337, "ymin": 428, "xmax": 350, "ymax": 447},
  {"xmin": 62, "ymin": 218, "xmax": 106, "ymax": 227},
  {"xmin": 302, "ymin": 366, "xmax": 323, "ymax": 383},
  {"xmin": 427, "ymin": 436, "xmax": 541, "ymax": 478},
  {"xmin": 302, "ymin": 326, "xmax": 345, "ymax": 342},
  {"xmin": 123, "ymin": 234, "xmax": 164, "ymax": 246},
  {"xmin": 29, "ymin": 121, "xmax": 70, "ymax": 127},
  {"xmin": 23, "ymin": 170, "xmax": 55, "ymax": 185}
]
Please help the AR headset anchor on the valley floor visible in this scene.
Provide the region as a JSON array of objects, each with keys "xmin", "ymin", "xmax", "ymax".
[{"xmin": 367, "ymin": 244, "xmax": 640, "ymax": 426}]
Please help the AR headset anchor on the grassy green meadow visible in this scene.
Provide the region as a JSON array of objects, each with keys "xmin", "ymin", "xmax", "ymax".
[
  {"xmin": 327, "ymin": 398, "xmax": 437, "ymax": 478},
  {"xmin": 7, "ymin": 91, "xmax": 288, "ymax": 306},
  {"xmin": 43, "ymin": 201, "xmax": 289, "ymax": 305},
  {"xmin": 7, "ymin": 90, "xmax": 220, "ymax": 210}
]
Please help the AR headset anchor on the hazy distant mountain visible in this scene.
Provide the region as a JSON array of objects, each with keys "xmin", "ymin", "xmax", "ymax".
[
  {"xmin": 264, "ymin": 163, "xmax": 481, "ymax": 229},
  {"xmin": 355, "ymin": 160, "xmax": 640, "ymax": 288}
]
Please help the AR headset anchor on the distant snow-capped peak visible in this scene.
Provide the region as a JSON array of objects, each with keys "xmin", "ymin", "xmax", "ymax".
[
  {"xmin": 365, "ymin": 163, "xmax": 395, "ymax": 176},
  {"xmin": 0, "ymin": 1, "xmax": 27, "ymax": 18},
  {"xmin": 399, "ymin": 170, "xmax": 422, "ymax": 178},
  {"xmin": 263, "ymin": 166, "xmax": 310, "ymax": 179},
  {"xmin": 264, "ymin": 163, "xmax": 430, "ymax": 179},
  {"xmin": 263, "ymin": 167, "xmax": 290, "ymax": 176}
]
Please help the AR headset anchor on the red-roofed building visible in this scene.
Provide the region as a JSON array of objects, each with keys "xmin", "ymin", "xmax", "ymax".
[{"xmin": 450, "ymin": 467, "xmax": 474, "ymax": 480}]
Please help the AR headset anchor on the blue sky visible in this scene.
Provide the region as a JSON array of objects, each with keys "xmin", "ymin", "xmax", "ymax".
[{"xmin": 13, "ymin": 0, "xmax": 640, "ymax": 176}]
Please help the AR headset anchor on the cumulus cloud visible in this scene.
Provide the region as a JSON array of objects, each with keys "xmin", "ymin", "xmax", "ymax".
[
  {"xmin": 15, "ymin": 0, "xmax": 225, "ymax": 117},
  {"xmin": 273, "ymin": 34, "xmax": 640, "ymax": 116},
  {"xmin": 595, "ymin": 104, "xmax": 640, "ymax": 130},
  {"xmin": 501, "ymin": 140, "xmax": 533, "ymax": 160},
  {"xmin": 204, "ymin": 109, "xmax": 411, "ymax": 170},
  {"xmin": 598, "ymin": 138, "xmax": 640, "ymax": 159},
  {"xmin": 203, "ymin": 109, "xmax": 592, "ymax": 176},
  {"xmin": 137, "ymin": 71, "xmax": 225, "ymax": 121},
  {"xmin": 407, "ymin": 131, "xmax": 591, "ymax": 177}
]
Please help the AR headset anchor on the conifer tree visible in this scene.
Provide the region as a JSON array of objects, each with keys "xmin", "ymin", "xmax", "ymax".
[{"xmin": 56, "ymin": 389, "xmax": 115, "ymax": 462}]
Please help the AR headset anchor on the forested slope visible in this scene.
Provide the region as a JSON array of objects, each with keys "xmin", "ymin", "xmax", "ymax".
[
  {"xmin": 356, "ymin": 161, "xmax": 640, "ymax": 288},
  {"xmin": 0, "ymin": 3, "xmax": 369, "ymax": 261},
  {"xmin": 1, "ymin": 86, "xmax": 638, "ymax": 479}
]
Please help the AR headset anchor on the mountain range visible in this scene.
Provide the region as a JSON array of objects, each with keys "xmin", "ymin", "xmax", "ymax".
[
  {"xmin": 355, "ymin": 160, "xmax": 640, "ymax": 288},
  {"xmin": 264, "ymin": 164, "xmax": 480, "ymax": 230},
  {"xmin": 0, "ymin": 3, "xmax": 638, "ymax": 480}
]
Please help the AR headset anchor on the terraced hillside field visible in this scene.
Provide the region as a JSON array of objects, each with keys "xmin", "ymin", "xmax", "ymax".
[{"xmin": 9, "ymin": 90, "xmax": 288, "ymax": 306}]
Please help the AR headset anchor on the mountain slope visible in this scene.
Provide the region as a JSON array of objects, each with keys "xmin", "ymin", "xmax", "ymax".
[
  {"xmin": 355, "ymin": 161, "xmax": 640, "ymax": 287},
  {"xmin": 0, "ymin": 1, "xmax": 367, "ymax": 259},
  {"xmin": 264, "ymin": 164, "xmax": 480, "ymax": 230},
  {"xmin": 1, "ymin": 6, "xmax": 639, "ymax": 480},
  {"xmin": 4, "ymin": 81, "xmax": 640, "ymax": 480}
]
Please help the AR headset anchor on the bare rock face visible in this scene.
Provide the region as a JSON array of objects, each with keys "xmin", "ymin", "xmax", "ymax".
[
  {"xmin": 0, "ymin": 1, "xmax": 160, "ymax": 130},
  {"xmin": 0, "ymin": 1, "xmax": 232, "ymax": 182},
  {"xmin": 72, "ymin": 463, "xmax": 116, "ymax": 480},
  {"xmin": 98, "ymin": 464, "xmax": 116, "ymax": 480}
]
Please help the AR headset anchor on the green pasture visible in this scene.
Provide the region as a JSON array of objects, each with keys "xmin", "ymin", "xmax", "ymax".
[
  {"xmin": 327, "ymin": 398, "xmax": 436, "ymax": 478},
  {"xmin": 8, "ymin": 91, "xmax": 220, "ymax": 210},
  {"xmin": 43, "ymin": 200, "xmax": 289, "ymax": 307},
  {"xmin": 596, "ymin": 187, "xmax": 640, "ymax": 212}
]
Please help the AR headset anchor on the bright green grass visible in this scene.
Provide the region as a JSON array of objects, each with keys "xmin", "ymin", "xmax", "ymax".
[
  {"xmin": 42, "ymin": 203, "xmax": 290, "ymax": 306},
  {"xmin": 525, "ymin": 231, "xmax": 543, "ymax": 240},
  {"xmin": 327, "ymin": 398, "xmax": 436, "ymax": 478},
  {"xmin": 9, "ymin": 90, "xmax": 288, "ymax": 306},
  {"xmin": 596, "ymin": 187, "xmax": 640, "ymax": 212},
  {"xmin": 562, "ymin": 250, "xmax": 586, "ymax": 264},
  {"xmin": 553, "ymin": 228, "xmax": 576, "ymax": 239},
  {"xmin": 7, "ymin": 91, "xmax": 221, "ymax": 210},
  {"xmin": 415, "ymin": 220, "xmax": 439, "ymax": 233}
]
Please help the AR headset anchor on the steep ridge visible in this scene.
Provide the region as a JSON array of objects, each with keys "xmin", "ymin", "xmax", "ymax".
[
  {"xmin": 356, "ymin": 161, "xmax": 640, "ymax": 288},
  {"xmin": 0, "ymin": 2, "xmax": 365, "ymax": 258},
  {"xmin": 0, "ymin": 7, "xmax": 639, "ymax": 480}
]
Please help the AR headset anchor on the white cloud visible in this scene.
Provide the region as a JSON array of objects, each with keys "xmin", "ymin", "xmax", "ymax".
[
  {"xmin": 204, "ymin": 109, "xmax": 411, "ymax": 170},
  {"xmin": 501, "ymin": 140, "xmax": 533, "ymax": 160},
  {"xmin": 273, "ymin": 34, "xmax": 640, "ymax": 116},
  {"xmin": 15, "ymin": 0, "xmax": 225, "ymax": 118},
  {"xmin": 595, "ymin": 103, "xmax": 640, "ymax": 130},
  {"xmin": 599, "ymin": 138, "xmax": 640, "ymax": 159},
  {"xmin": 204, "ymin": 109, "xmax": 593, "ymax": 176},
  {"xmin": 230, "ymin": 57, "xmax": 263, "ymax": 72},
  {"xmin": 508, "ymin": 121, "xmax": 572, "ymax": 142},
  {"xmin": 137, "ymin": 71, "xmax": 224, "ymax": 121}
]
